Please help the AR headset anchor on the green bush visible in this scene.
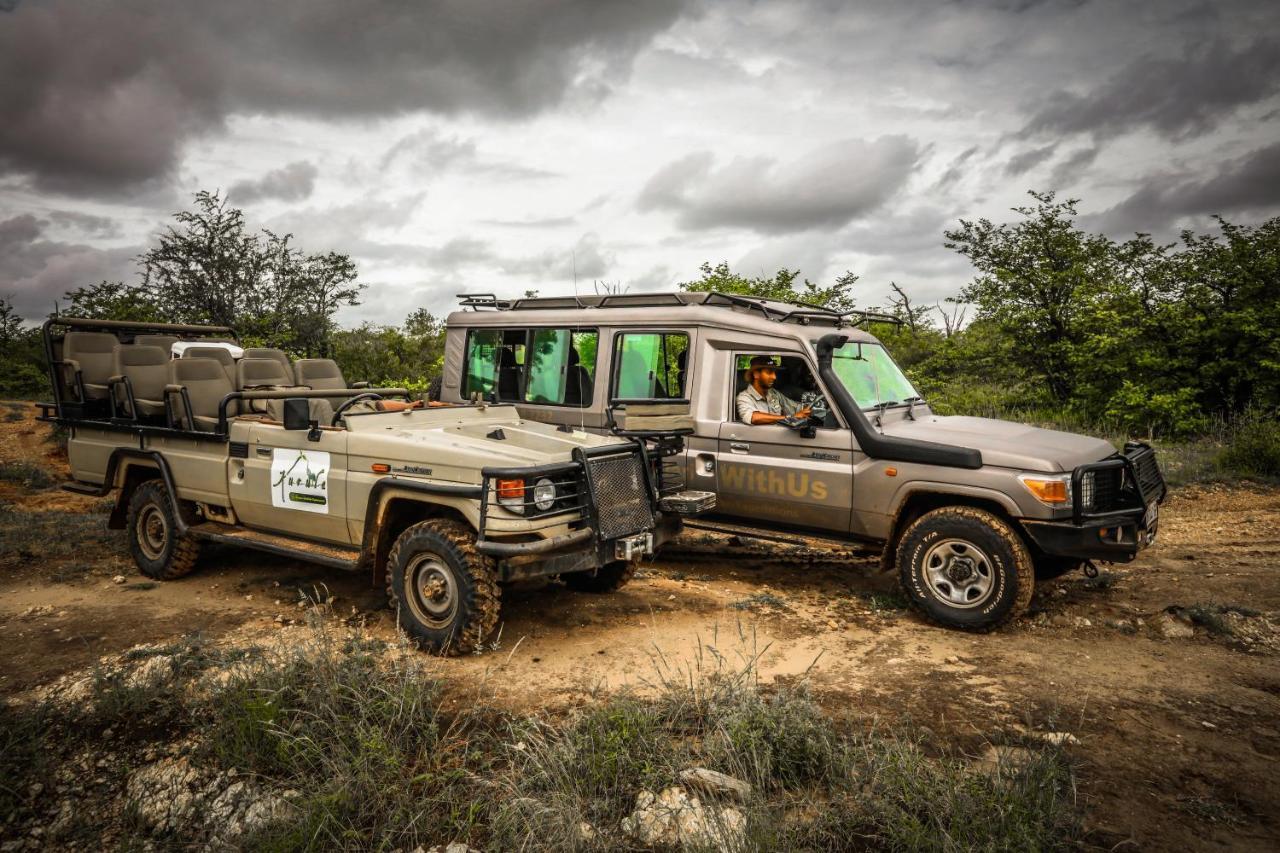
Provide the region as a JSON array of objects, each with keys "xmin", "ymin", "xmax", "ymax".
[{"xmin": 1216, "ymin": 412, "xmax": 1280, "ymax": 479}]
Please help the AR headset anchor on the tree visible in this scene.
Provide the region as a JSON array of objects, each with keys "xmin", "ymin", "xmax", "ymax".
[
  {"xmin": 60, "ymin": 281, "xmax": 161, "ymax": 322},
  {"xmin": 677, "ymin": 261, "xmax": 859, "ymax": 312},
  {"xmin": 0, "ymin": 296, "xmax": 46, "ymax": 397},
  {"xmin": 946, "ymin": 191, "xmax": 1114, "ymax": 403}
]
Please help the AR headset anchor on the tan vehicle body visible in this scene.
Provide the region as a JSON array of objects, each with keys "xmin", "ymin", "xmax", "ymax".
[
  {"xmin": 42, "ymin": 317, "xmax": 689, "ymax": 653},
  {"xmin": 439, "ymin": 292, "xmax": 1167, "ymax": 628}
]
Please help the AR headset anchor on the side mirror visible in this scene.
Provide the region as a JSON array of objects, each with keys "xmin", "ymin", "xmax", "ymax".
[{"xmin": 282, "ymin": 398, "xmax": 310, "ymax": 430}]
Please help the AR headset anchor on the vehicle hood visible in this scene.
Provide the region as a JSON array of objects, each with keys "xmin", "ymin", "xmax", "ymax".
[
  {"xmin": 343, "ymin": 404, "xmax": 627, "ymax": 483},
  {"xmin": 879, "ymin": 414, "xmax": 1115, "ymax": 472}
]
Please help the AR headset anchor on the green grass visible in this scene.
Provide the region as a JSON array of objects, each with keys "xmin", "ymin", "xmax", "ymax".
[
  {"xmin": 0, "ymin": 460, "xmax": 57, "ymax": 490},
  {"xmin": 0, "ymin": 502, "xmax": 118, "ymax": 560},
  {"xmin": 1, "ymin": 623, "xmax": 1083, "ymax": 852}
]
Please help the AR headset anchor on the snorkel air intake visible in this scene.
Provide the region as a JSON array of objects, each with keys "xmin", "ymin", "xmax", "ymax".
[{"xmin": 815, "ymin": 333, "xmax": 982, "ymax": 469}]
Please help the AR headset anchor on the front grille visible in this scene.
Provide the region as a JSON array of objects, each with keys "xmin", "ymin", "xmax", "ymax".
[
  {"xmin": 586, "ymin": 451, "xmax": 654, "ymax": 539},
  {"xmin": 1074, "ymin": 442, "xmax": 1165, "ymax": 520},
  {"xmin": 1085, "ymin": 466, "xmax": 1124, "ymax": 512}
]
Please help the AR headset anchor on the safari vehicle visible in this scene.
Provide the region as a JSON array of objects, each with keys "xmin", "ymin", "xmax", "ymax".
[
  {"xmin": 437, "ymin": 292, "xmax": 1167, "ymax": 631},
  {"xmin": 38, "ymin": 316, "xmax": 708, "ymax": 654}
]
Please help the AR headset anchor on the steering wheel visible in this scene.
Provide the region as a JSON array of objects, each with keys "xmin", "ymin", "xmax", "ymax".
[{"xmin": 332, "ymin": 392, "xmax": 383, "ymax": 425}]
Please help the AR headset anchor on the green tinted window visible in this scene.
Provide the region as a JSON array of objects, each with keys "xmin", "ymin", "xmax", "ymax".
[
  {"xmin": 614, "ymin": 333, "xmax": 688, "ymax": 399},
  {"xmin": 463, "ymin": 330, "xmax": 501, "ymax": 398},
  {"xmin": 525, "ymin": 329, "xmax": 598, "ymax": 406},
  {"xmin": 831, "ymin": 342, "xmax": 918, "ymax": 408}
]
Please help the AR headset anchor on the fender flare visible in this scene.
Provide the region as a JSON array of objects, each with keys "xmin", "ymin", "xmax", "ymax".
[{"xmin": 100, "ymin": 449, "xmax": 184, "ymax": 532}]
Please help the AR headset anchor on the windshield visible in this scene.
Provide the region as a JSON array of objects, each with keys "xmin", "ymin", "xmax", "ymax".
[{"xmin": 830, "ymin": 341, "xmax": 919, "ymax": 409}]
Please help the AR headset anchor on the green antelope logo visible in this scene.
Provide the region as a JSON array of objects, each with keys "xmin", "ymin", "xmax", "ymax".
[{"xmin": 273, "ymin": 452, "xmax": 328, "ymax": 506}]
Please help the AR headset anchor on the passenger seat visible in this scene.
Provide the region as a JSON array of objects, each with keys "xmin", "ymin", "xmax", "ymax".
[
  {"xmin": 243, "ymin": 347, "xmax": 293, "ymax": 378},
  {"xmin": 182, "ymin": 346, "xmax": 237, "ymax": 385},
  {"xmin": 133, "ymin": 334, "xmax": 180, "ymax": 357},
  {"xmin": 293, "ymin": 358, "xmax": 365, "ymax": 391},
  {"xmin": 61, "ymin": 331, "xmax": 119, "ymax": 400},
  {"xmin": 110, "ymin": 345, "xmax": 169, "ymax": 418},
  {"xmin": 236, "ymin": 357, "xmax": 335, "ymax": 424},
  {"xmin": 168, "ymin": 358, "xmax": 233, "ymax": 432}
]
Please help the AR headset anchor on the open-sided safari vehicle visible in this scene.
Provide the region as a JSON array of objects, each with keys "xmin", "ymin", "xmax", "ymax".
[{"xmin": 38, "ymin": 316, "xmax": 713, "ymax": 654}]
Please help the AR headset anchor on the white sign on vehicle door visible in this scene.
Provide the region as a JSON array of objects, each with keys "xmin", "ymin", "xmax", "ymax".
[{"xmin": 270, "ymin": 449, "xmax": 331, "ymax": 513}]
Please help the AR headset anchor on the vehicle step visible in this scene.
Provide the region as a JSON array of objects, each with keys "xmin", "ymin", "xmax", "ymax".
[
  {"xmin": 188, "ymin": 522, "xmax": 361, "ymax": 571},
  {"xmin": 682, "ymin": 518, "xmax": 880, "ymax": 554},
  {"xmin": 62, "ymin": 480, "xmax": 109, "ymax": 496}
]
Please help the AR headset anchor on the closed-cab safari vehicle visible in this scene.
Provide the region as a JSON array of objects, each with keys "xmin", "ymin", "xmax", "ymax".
[{"xmin": 437, "ymin": 292, "xmax": 1167, "ymax": 630}]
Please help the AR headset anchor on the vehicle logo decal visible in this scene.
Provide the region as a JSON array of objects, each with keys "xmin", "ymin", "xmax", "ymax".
[
  {"xmin": 270, "ymin": 449, "xmax": 330, "ymax": 514},
  {"xmin": 720, "ymin": 464, "xmax": 829, "ymax": 501},
  {"xmin": 800, "ymin": 451, "xmax": 840, "ymax": 462},
  {"xmin": 398, "ymin": 464, "xmax": 433, "ymax": 475}
]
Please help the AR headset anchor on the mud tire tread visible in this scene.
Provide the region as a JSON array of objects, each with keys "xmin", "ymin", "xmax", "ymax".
[
  {"xmin": 561, "ymin": 560, "xmax": 637, "ymax": 593},
  {"xmin": 896, "ymin": 505, "xmax": 1034, "ymax": 631},
  {"xmin": 126, "ymin": 479, "xmax": 200, "ymax": 580},
  {"xmin": 386, "ymin": 519, "xmax": 499, "ymax": 655}
]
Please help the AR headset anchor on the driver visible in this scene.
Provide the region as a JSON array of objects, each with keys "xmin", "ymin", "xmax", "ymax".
[{"xmin": 736, "ymin": 356, "xmax": 812, "ymax": 425}]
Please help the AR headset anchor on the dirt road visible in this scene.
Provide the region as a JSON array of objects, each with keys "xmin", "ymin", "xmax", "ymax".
[{"xmin": 2, "ymin": 400, "xmax": 1278, "ymax": 850}]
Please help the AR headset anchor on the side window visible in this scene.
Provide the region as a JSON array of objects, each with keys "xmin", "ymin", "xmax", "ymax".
[
  {"xmin": 525, "ymin": 329, "xmax": 598, "ymax": 407},
  {"xmin": 463, "ymin": 329, "xmax": 526, "ymax": 401},
  {"xmin": 733, "ymin": 352, "xmax": 837, "ymax": 428},
  {"xmin": 613, "ymin": 332, "xmax": 689, "ymax": 400}
]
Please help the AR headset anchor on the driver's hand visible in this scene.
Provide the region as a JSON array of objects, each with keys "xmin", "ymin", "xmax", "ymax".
[{"xmin": 797, "ymin": 406, "xmax": 813, "ymax": 419}]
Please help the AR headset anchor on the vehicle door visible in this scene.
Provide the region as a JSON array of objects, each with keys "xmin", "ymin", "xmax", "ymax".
[
  {"xmin": 714, "ymin": 352, "xmax": 854, "ymax": 534},
  {"xmin": 228, "ymin": 421, "xmax": 353, "ymax": 544}
]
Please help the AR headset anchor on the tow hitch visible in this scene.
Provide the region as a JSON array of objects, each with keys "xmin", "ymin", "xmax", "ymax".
[{"xmin": 1083, "ymin": 560, "xmax": 1100, "ymax": 579}]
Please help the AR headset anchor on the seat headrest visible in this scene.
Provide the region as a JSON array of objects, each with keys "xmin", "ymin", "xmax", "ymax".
[
  {"xmin": 295, "ymin": 358, "xmax": 343, "ymax": 381},
  {"xmin": 116, "ymin": 345, "xmax": 169, "ymax": 367},
  {"xmin": 238, "ymin": 357, "xmax": 291, "ymax": 386},
  {"xmin": 183, "ymin": 346, "xmax": 234, "ymax": 365},
  {"xmin": 172, "ymin": 357, "xmax": 229, "ymax": 382},
  {"xmin": 134, "ymin": 335, "xmax": 179, "ymax": 352},
  {"xmin": 64, "ymin": 331, "xmax": 119, "ymax": 354},
  {"xmin": 244, "ymin": 347, "xmax": 288, "ymax": 361}
]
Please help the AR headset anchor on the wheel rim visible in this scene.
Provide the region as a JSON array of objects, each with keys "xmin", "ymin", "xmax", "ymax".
[
  {"xmin": 137, "ymin": 504, "xmax": 168, "ymax": 560},
  {"xmin": 923, "ymin": 538, "xmax": 995, "ymax": 608},
  {"xmin": 404, "ymin": 552, "xmax": 458, "ymax": 630}
]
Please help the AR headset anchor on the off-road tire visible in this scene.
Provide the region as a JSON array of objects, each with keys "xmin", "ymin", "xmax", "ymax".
[
  {"xmin": 1034, "ymin": 555, "xmax": 1083, "ymax": 581},
  {"xmin": 126, "ymin": 480, "xmax": 201, "ymax": 580},
  {"xmin": 561, "ymin": 560, "xmax": 636, "ymax": 593},
  {"xmin": 896, "ymin": 506, "xmax": 1034, "ymax": 630},
  {"xmin": 426, "ymin": 375, "xmax": 443, "ymax": 403},
  {"xmin": 386, "ymin": 519, "xmax": 500, "ymax": 655}
]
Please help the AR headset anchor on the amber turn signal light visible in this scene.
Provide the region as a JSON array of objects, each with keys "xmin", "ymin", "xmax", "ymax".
[
  {"xmin": 884, "ymin": 466, "xmax": 898, "ymax": 477},
  {"xmin": 371, "ymin": 463, "xmax": 391, "ymax": 474},
  {"xmin": 497, "ymin": 478, "xmax": 525, "ymax": 499},
  {"xmin": 1018, "ymin": 475, "xmax": 1069, "ymax": 504}
]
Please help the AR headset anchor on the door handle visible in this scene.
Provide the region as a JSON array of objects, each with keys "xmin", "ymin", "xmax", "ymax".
[
  {"xmin": 256, "ymin": 447, "xmax": 272, "ymax": 457},
  {"xmin": 729, "ymin": 442, "xmax": 750, "ymax": 454}
]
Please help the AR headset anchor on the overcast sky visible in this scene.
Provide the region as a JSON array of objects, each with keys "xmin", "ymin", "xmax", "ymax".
[{"xmin": 2, "ymin": 0, "xmax": 1278, "ymax": 326}]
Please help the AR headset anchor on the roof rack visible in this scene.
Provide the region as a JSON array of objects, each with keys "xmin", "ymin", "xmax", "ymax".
[{"xmin": 453, "ymin": 290, "xmax": 906, "ymax": 327}]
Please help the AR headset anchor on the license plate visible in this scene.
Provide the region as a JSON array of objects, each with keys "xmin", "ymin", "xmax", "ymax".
[{"xmin": 1142, "ymin": 500, "xmax": 1158, "ymax": 543}]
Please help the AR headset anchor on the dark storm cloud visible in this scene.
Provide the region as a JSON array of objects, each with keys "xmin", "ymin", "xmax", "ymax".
[
  {"xmin": 0, "ymin": 0, "xmax": 690, "ymax": 194},
  {"xmin": 1047, "ymin": 146, "xmax": 1099, "ymax": 189},
  {"xmin": 227, "ymin": 161, "xmax": 319, "ymax": 205},
  {"xmin": 378, "ymin": 128, "xmax": 559, "ymax": 180},
  {"xmin": 1023, "ymin": 38, "xmax": 1280, "ymax": 141},
  {"xmin": 0, "ymin": 214, "xmax": 138, "ymax": 319},
  {"xmin": 1004, "ymin": 144, "xmax": 1056, "ymax": 176},
  {"xmin": 638, "ymin": 136, "xmax": 921, "ymax": 234},
  {"xmin": 1095, "ymin": 141, "xmax": 1280, "ymax": 234},
  {"xmin": 46, "ymin": 210, "xmax": 123, "ymax": 239}
]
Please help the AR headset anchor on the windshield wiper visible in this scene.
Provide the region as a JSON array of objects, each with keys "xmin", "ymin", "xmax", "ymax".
[
  {"xmin": 904, "ymin": 395, "xmax": 923, "ymax": 420},
  {"xmin": 872, "ymin": 400, "xmax": 898, "ymax": 428}
]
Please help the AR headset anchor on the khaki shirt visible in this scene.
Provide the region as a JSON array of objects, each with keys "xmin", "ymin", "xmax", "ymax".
[{"xmin": 736, "ymin": 384, "xmax": 801, "ymax": 423}]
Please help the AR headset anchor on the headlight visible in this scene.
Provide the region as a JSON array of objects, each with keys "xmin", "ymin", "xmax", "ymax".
[
  {"xmin": 1018, "ymin": 473, "xmax": 1071, "ymax": 506},
  {"xmin": 533, "ymin": 477, "xmax": 556, "ymax": 512},
  {"xmin": 1079, "ymin": 471, "xmax": 1095, "ymax": 510}
]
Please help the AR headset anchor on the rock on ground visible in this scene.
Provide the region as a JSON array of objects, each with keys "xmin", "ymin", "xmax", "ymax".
[
  {"xmin": 678, "ymin": 767, "xmax": 752, "ymax": 802},
  {"xmin": 125, "ymin": 756, "xmax": 291, "ymax": 842},
  {"xmin": 621, "ymin": 786, "xmax": 746, "ymax": 849}
]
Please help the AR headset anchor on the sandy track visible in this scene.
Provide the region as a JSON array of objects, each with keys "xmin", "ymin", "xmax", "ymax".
[{"xmin": 2, "ymin": 400, "xmax": 1278, "ymax": 850}]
